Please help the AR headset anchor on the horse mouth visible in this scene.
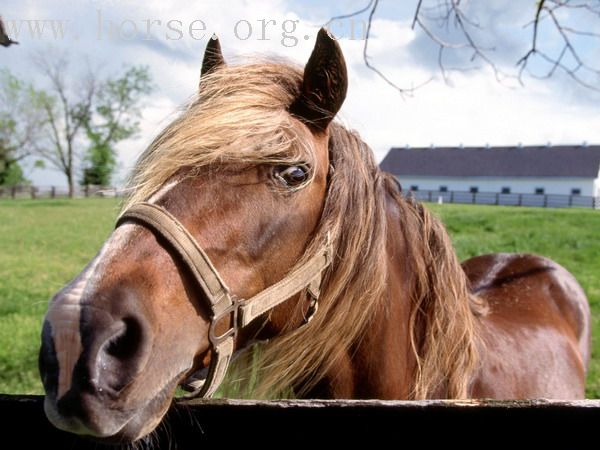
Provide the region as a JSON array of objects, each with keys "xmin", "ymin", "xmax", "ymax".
[{"xmin": 44, "ymin": 372, "xmax": 184, "ymax": 444}]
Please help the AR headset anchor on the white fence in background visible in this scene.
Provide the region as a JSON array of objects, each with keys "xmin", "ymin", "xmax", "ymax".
[
  {"xmin": 0, "ymin": 185, "xmax": 122, "ymax": 199},
  {"xmin": 407, "ymin": 189, "xmax": 600, "ymax": 209}
]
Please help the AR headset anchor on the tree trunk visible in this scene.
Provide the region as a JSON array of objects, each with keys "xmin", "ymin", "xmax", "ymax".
[
  {"xmin": 67, "ymin": 172, "xmax": 74, "ymax": 198},
  {"xmin": 67, "ymin": 145, "xmax": 75, "ymax": 198}
]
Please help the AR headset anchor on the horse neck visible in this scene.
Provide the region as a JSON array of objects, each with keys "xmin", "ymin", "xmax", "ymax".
[
  {"xmin": 303, "ymin": 182, "xmax": 418, "ymax": 399},
  {"xmin": 305, "ymin": 176, "xmax": 480, "ymax": 400}
]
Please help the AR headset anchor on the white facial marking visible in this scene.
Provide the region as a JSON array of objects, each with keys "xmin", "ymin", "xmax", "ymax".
[
  {"xmin": 47, "ymin": 245, "xmax": 107, "ymax": 400},
  {"xmin": 46, "ymin": 179, "xmax": 180, "ymax": 400},
  {"xmin": 147, "ymin": 178, "xmax": 180, "ymax": 204},
  {"xmin": 47, "ymin": 223, "xmax": 138, "ymax": 399}
]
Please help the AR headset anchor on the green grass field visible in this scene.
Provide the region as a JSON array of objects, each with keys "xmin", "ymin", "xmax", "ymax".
[{"xmin": 1, "ymin": 199, "xmax": 599, "ymax": 397}]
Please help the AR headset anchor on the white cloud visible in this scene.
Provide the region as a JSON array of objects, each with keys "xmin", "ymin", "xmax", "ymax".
[
  {"xmin": 2, "ymin": 0, "xmax": 600, "ymax": 187},
  {"xmin": 343, "ymin": 65, "xmax": 600, "ymax": 162}
]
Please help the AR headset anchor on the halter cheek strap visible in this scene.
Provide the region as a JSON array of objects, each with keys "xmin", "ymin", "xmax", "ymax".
[{"xmin": 116, "ymin": 202, "xmax": 332, "ymax": 398}]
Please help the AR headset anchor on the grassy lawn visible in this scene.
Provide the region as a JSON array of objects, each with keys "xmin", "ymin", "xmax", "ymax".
[
  {"xmin": 0, "ymin": 199, "xmax": 599, "ymax": 397},
  {"xmin": 0, "ymin": 199, "xmax": 121, "ymax": 394}
]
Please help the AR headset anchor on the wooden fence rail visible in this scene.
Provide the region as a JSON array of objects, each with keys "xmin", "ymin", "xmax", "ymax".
[{"xmin": 2, "ymin": 395, "xmax": 599, "ymax": 447}]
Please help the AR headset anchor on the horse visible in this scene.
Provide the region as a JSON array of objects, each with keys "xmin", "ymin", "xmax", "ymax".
[{"xmin": 39, "ymin": 29, "xmax": 591, "ymax": 443}]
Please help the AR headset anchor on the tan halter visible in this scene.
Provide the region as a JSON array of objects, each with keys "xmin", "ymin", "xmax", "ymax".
[{"xmin": 116, "ymin": 202, "xmax": 332, "ymax": 398}]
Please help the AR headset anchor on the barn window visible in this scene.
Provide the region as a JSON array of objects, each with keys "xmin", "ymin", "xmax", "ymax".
[
  {"xmin": 410, "ymin": 185, "xmax": 419, "ymax": 191},
  {"xmin": 571, "ymin": 188, "xmax": 581, "ymax": 195},
  {"xmin": 439, "ymin": 186, "xmax": 448, "ymax": 192},
  {"xmin": 470, "ymin": 187, "xmax": 479, "ymax": 193},
  {"xmin": 501, "ymin": 187, "xmax": 511, "ymax": 194},
  {"xmin": 535, "ymin": 188, "xmax": 545, "ymax": 195}
]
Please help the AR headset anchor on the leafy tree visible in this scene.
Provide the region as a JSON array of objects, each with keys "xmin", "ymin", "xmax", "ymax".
[
  {"xmin": 0, "ymin": 69, "xmax": 46, "ymax": 187},
  {"xmin": 81, "ymin": 66, "xmax": 153, "ymax": 186},
  {"xmin": 0, "ymin": 159, "xmax": 27, "ymax": 186},
  {"xmin": 31, "ymin": 52, "xmax": 96, "ymax": 197},
  {"xmin": 80, "ymin": 142, "xmax": 116, "ymax": 186},
  {"xmin": 19, "ymin": 52, "xmax": 154, "ymax": 196}
]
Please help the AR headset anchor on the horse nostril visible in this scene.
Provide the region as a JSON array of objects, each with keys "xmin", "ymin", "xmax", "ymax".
[
  {"xmin": 96, "ymin": 316, "xmax": 150, "ymax": 394},
  {"xmin": 105, "ymin": 318, "xmax": 142, "ymax": 360}
]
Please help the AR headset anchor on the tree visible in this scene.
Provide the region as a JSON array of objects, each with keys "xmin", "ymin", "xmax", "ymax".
[
  {"xmin": 81, "ymin": 66, "xmax": 153, "ymax": 186},
  {"xmin": 32, "ymin": 51, "xmax": 96, "ymax": 197},
  {"xmin": 328, "ymin": 0, "xmax": 600, "ymax": 96},
  {"xmin": 0, "ymin": 160, "xmax": 27, "ymax": 186},
  {"xmin": 0, "ymin": 69, "xmax": 46, "ymax": 186},
  {"xmin": 80, "ymin": 143, "xmax": 116, "ymax": 186},
  {"xmin": 27, "ymin": 52, "xmax": 153, "ymax": 196}
]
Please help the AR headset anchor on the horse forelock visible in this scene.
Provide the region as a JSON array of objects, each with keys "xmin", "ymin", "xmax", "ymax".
[{"xmin": 122, "ymin": 61, "xmax": 316, "ymax": 213}]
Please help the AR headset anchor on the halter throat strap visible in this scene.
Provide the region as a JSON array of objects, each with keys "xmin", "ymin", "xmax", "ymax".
[{"xmin": 116, "ymin": 202, "xmax": 332, "ymax": 398}]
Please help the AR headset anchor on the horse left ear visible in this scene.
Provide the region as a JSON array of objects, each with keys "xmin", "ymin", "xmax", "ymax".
[
  {"xmin": 200, "ymin": 35, "xmax": 225, "ymax": 87},
  {"xmin": 290, "ymin": 28, "xmax": 348, "ymax": 133}
]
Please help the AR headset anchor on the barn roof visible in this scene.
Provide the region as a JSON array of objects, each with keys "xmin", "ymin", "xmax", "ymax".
[{"xmin": 379, "ymin": 145, "xmax": 600, "ymax": 178}]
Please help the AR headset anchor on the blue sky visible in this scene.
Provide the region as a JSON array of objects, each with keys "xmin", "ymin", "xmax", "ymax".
[{"xmin": 3, "ymin": 0, "xmax": 600, "ymax": 187}]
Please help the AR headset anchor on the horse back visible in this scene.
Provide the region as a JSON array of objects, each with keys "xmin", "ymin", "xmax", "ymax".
[{"xmin": 462, "ymin": 253, "xmax": 591, "ymax": 399}]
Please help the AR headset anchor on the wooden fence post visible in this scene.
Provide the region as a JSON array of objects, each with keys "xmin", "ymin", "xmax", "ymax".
[
  {"xmin": 51, "ymin": 186, "xmax": 56, "ymax": 198},
  {"xmin": 11, "ymin": 186, "xmax": 16, "ymax": 199}
]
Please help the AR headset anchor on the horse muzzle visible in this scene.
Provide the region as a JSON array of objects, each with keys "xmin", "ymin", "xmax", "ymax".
[{"xmin": 39, "ymin": 286, "xmax": 162, "ymax": 442}]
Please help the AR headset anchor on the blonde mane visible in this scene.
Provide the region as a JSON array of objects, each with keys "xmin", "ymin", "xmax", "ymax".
[
  {"xmin": 234, "ymin": 125, "xmax": 483, "ymax": 399},
  {"xmin": 123, "ymin": 60, "xmax": 482, "ymax": 400},
  {"xmin": 392, "ymin": 194, "xmax": 486, "ymax": 399}
]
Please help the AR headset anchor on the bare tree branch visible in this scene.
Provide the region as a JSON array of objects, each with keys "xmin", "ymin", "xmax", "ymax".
[
  {"xmin": 326, "ymin": 0, "xmax": 431, "ymax": 97},
  {"xmin": 328, "ymin": 0, "xmax": 600, "ymax": 94},
  {"xmin": 412, "ymin": 0, "xmax": 424, "ymax": 30},
  {"xmin": 516, "ymin": 0, "xmax": 600, "ymax": 91},
  {"xmin": 323, "ymin": 0, "xmax": 375, "ymax": 28},
  {"xmin": 516, "ymin": 0, "xmax": 546, "ymax": 75},
  {"xmin": 415, "ymin": 1, "xmax": 516, "ymax": 86},
  {"xmin": 560, "ymin": 26, "xmax": 600, "ymax": 39},
  {"xmin": 365, "ymin": 0, "xmax": 433, "ymax": 96}
]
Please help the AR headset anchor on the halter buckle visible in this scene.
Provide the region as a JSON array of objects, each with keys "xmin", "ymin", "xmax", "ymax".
[{"xmin": 209, "ymin": 295, "xmax": 239, "ymax": 345}]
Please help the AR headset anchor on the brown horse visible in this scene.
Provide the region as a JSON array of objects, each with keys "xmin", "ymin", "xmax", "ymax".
[{"xmin": 39, "ymin": 30, "xmax": 591, "ymax": 443}]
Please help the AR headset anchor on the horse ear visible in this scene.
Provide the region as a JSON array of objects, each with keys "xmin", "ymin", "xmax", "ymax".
[
  {"xmin": 289, "ymin": 28, "xmax": 348, "ymax": 133},
  {"xmin": 200, "ymin": 35, "xmax": 225, "ymax": 85}
]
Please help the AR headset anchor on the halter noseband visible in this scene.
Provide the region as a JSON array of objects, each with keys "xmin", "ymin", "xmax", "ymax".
[{"xmin": 116, "ymin": 202, "xmax": 332, "ymax": 398}]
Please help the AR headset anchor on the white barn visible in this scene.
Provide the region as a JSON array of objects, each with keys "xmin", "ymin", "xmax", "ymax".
[{"xmin": 380, "ymin": 144, "xmax": 600, "ymax": 198}]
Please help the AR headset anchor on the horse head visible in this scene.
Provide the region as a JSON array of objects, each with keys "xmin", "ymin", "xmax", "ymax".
[{"xmin": 39, "ymin": 29, "xmax": 347, "ymax": 443}]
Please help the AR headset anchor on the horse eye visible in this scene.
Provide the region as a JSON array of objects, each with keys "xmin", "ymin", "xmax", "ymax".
[{"xmin": 274, "ymin": 164, "xmax": 310, "ymax": 188}]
